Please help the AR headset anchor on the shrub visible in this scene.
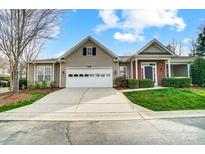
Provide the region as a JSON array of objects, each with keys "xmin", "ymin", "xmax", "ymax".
[
  {"xmin": 161, "ymin": 77, "xmax": 192, "ymax": 88},
  {"xmin": 114, "ymin": 77, "xmax": 127, "ymax": 88},
  {"xmin": 28, "ymin": 82, "xmax": 35, "ymax": 89},
  {"xmin": 35, "ymin": 82, "xmax": 40, "ymax": 89},
  {"xmin": 127, "ymin": 79, "xmax": 139, "ymax": 89},
  {"xmin": 139, "ymin": 79, "xmax": 154, "ymax": 88},
  {"xmin": 19, "ymin": 79, "xmax": 27, "ymax": 90},
  {"xmin": 39, "ymin": 81, "xmax": 48, "ymax": 89},
  {"xmin": 0, "ymin": 76, "xmax": 10, "ymax": 81},
  {"xmin": 190, "ymin": 58, "xmax": 205, "ymax": 86}
]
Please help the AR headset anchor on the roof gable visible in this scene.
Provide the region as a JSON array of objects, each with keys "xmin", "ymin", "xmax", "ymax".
[
  {"xmin": 58, "ymin": 36, "xmax": 120, "ymax": 60},
  {"xmin": 135, "ymin": 39, "xmax": 175, "ymax": 56}
]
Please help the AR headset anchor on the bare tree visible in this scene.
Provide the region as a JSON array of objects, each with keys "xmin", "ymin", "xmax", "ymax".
[
  {"xmin": 0, "ymin": 9, "xmax": 61, "ymax": 93},
  {"xmin": 167, "ymin": 38, "xmax": 184, "ymax": 56},
  {"xmin": 189, "ymin": 39, "xmax": 197, "ymax": 56},
  {"xmin": 20, "ymin": 39, "xmax": 44, "ymax": 78}
]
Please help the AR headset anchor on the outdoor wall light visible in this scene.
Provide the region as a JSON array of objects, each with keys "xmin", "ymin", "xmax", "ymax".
[{"xmin": 62, "ymin": 71, "xmax": 65, "ymax": 74}]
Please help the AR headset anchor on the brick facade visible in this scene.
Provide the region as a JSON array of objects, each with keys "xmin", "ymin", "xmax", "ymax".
[{"xmin": 132, "ymin": 60, "xmax": 166, "ymax": 85}]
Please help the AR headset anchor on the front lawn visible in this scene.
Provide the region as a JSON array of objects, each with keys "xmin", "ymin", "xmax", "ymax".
[
  {"xmin": 0, "ymin": 88, "xmax": 58, "ymax": 112},
  {"xmin": 124, "ymin": 88, "xmax": 205, "ymax": 111}
]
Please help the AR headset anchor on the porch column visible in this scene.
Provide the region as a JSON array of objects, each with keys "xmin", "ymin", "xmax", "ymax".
[
  {"xmin": 33, "ymin": 63, "xmax": 36, "ymax": 84},
  {"xmin": 117, "ymin": 61, "xmax": 120, "ymax": 76},
  {"xmin": 52, "ymin": 63, "xmax": 55, "ymax": 82},
  {"xmin": 59, "ymin": 62, "xmax": 61, "ymax": 88},
  {"xmin": 187, "ymin": 63, "xmax": 190, "ymax": 77},
  {"xmin": 130, "ymin": 61, "xmax": 133, "ymax": 79},
  {"xmin": 135, "ymin": 59, "xmax": 138, "ymax": 79},
  {"xmin": 168, "ymin": 59, "xmax": 171, "ymax": 77}
]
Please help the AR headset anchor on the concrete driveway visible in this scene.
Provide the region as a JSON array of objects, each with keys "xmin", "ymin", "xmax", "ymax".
[{"xmin": 1, "ymin": 88, "xmax": 148, "ymax": 120}]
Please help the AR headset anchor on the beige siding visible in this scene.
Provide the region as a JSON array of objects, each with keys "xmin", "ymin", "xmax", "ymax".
[
  {"xmin": 141, "ymin": 44, "xmax": 166, "ymax": 54},
  {"xmin": 60, "ymin": 40, "xmax": 118, "ymax": 87},
  {"xmin": 28, "ymin": 63, "xmax": 34, "ymax": 82},
  {"xmin": 54, "ymin": 63, "xmax": 60, "ymax": 87}
]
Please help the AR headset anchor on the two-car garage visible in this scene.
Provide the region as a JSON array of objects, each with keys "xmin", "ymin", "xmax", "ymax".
[{"xmin": 66, "ymin": 68, "xmax": 113, "ymax": 87}]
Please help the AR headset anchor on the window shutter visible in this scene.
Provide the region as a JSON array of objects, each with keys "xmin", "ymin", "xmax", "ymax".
[
  {"xmin": 92, "ymin": 47, "xmax": 96, "ymax": 56},
  {"xmin": 83, "ymin": 47, "xmax": 86, "ymax": 56}
]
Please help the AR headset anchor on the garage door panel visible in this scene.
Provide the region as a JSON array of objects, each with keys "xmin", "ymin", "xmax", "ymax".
[{"xmin": 66, "ymin": 68, "xmax": 113, "ymax": 87}]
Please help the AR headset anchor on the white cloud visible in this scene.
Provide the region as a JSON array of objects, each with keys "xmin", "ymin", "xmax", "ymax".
[
  {"xmin": 183, "ymin": 38, "xmax": 191, "ymax": 44},
  {"xmin": 55, "ymin": 50, "xmax": 66, "ymax": 57},
  {"xmin": 95, "ymin": 10, "xmax": 120, "ymax": 33},
  {"xmin": 95, "ymin": 9, "xmax": 186, "ymax": 42},
  {"xmin": 113, "ymin": 32, "xmax": 143, "ymax": 42}
]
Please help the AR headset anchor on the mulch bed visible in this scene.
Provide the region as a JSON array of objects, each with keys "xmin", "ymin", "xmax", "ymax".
[{"xmin": 0, "ymin": 88, "xmax": 60, "ymax": 106}]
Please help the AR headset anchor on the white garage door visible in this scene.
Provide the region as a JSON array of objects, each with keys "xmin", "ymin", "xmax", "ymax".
[{"xmin": 66, "ymin": 68, "xmax": 113, "ymax": 87}]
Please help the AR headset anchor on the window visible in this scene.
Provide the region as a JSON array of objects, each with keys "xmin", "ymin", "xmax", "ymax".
[
  {"xmin": 74, "ymin": 74, "xmax": 78, "ymax": 77},
  {"xmin": 87, "ymin": 47, "xmax": 93, "ymax": 56},
  {"xmin": 85, "ymin": 74, "xmax": 89, "ymax": 77},
  {"xmin": 68, "ymin": 74, "xmax": 73, "ymax": 77},
  {"xmin": 79, "ymin": 74, "xmax": 84, "ymax": 77},
  {"xmin": 37, "ymin": 66, "xmax": 52, "ymax": 82},
  {"xmin": 119, "ymin": 66, "xmax": 127, "ymax": 78},
  {"xmin": 83, "ymin": 47, "xmax": 96, "ymax": 56}
]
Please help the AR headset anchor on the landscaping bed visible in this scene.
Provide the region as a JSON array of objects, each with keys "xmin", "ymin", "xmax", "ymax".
[
  {"xmin": 0, "ymin": 88, "xmax": 59, "ymax": 112},
  {"xmin": 124, "ymin": 88, "xmax": 205, "ymax": 111}
]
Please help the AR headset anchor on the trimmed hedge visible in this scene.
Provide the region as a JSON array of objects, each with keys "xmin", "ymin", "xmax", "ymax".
[
  {"xmin": 127, "ymin": 79, "xmax": 139, "ymax": 89},
  {"xmin": 161, "ymin": 77, "xmax": 192, "ymax": 88},
  {"xmin": 139, "ymin": 79, "xmax": 154, "ymax": 88}
]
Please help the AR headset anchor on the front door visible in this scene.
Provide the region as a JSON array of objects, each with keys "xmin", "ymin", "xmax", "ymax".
[
  {"xmin": 142, "ymin": 63, "xmax": 157, "ymax": 85},
  {"xmin": 144, "ymin": 66, "xmax": 154, "ymax": 80}
]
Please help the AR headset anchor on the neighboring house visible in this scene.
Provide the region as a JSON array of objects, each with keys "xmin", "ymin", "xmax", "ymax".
[
  {"xmin": 27, "ymin": 36, "xmax": 195, "ymax": 87},
  {"xmin": 0, "ymin": 56, "xmax": 10, "ymax": 77}
]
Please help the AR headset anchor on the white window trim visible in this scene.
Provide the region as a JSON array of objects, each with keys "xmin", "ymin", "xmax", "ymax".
[
  {"xmin": 37, "ymin": 65, "xmax": 52, "ymax": 82},
  {"xmin": 86, "ymin": 47, "xmax": 93, "ymax": 56}
]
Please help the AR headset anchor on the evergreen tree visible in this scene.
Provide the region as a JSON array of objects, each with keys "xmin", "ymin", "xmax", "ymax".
[{"xmin": 196, "ymin": 27, "xmax": 205, "ymax": 56}]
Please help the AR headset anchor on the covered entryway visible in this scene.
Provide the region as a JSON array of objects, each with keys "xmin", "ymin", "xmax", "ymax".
[
  {"xmin": 141, "ymin": 62, "xmax": 157, "ymax": 85},
  {"xmin": 66, "ymin": 68, "xmax": 113, "ymax": 87}
]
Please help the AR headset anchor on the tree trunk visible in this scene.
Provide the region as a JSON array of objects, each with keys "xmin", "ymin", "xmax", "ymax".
[
  {"xmin": 9, "ymin": 62, "xmax": 14, "ymax": 91},
  {"xmin": 13, "ymin": 63, "xmax": 19, "ymax": 94}
]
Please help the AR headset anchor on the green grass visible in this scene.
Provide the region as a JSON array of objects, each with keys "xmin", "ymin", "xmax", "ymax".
[
  {"xmin": 0, "ymin": 92, "xmax": 47, "ymax": 112},
  {"xmin": 124, "ymin": 88, "xmax": 205, "ymax": 111}
]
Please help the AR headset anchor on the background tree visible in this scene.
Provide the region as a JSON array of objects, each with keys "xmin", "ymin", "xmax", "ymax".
[
  {"xmin": 0, "ymin": 9, "xmax": 61, "ymax": 93},
  {"xmin": 20, "ymin": 39, "xmax": 44, "ymax": 78},
  {"xmin": 190, "ymin": 58, "xmax": 205, "ymax": 86},
  {"xmin": 167, "ymin": 38, "xmax": 184, "ymax": 56},
  {"xmin": 188, "ymin": 39, "xmax": 197, "ymax": 56},
  {"xmin": 195, "ymin": 25, "xmax": 205, "ymax": 56}
]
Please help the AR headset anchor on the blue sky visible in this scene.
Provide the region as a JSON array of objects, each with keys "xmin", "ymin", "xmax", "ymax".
[{"xmin": 40, "ymin": 9, "xmax": 205, "ymax": 58}]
